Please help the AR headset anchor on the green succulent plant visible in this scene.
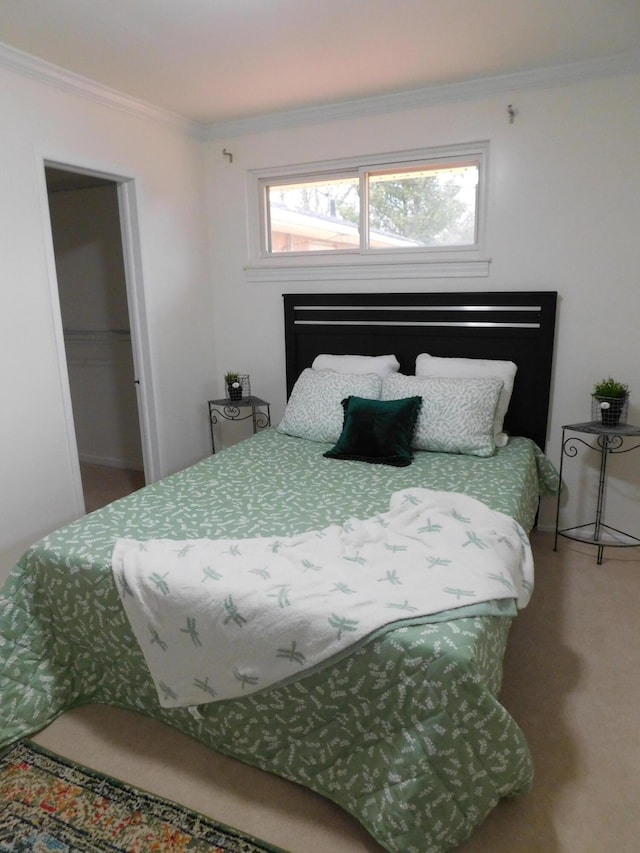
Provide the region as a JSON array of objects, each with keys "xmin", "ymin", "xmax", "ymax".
[
  {"xmin": 224, "ymin": 371, "xmax": 239, "ymax": 384},
  {"xmin": 592, "ymin": 377, "xmax": 629, "ymax": 398}
]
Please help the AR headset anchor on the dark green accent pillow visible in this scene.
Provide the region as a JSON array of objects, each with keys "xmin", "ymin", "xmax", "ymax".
[{"xmin": 323, "ymin": 395, "xmax": 423, "ymax": 467}]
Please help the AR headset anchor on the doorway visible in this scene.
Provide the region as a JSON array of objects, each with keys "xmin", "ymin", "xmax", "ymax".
[{"xmin": 45, "ymin": 165, "xmax": 146, "ymax": 512}]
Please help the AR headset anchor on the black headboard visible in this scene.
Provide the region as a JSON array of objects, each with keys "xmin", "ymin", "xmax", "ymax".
[{"xmin": 283, "ymin": 291, "xmax": 557, "ymax": 450}]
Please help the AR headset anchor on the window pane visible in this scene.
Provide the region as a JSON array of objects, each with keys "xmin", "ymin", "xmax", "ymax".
[
  {"xmin": 367, "ymin": 162, "xmax": 478, "ymax": 248},
  {"xmin": 266, "ymin": 176, "xmax": 359, "ymax": 253}
]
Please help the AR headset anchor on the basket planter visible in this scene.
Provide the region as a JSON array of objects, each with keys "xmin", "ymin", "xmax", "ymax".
[
  {"xmin": 225, "ymin": 373, "xmax": 250, "ymax": 402},
  {"xmin": 227, "ymin": 382, "xmax": 243, "ymax": 401},
  {"xmin": 592, "ymin": 394, "xmax": 629, "ymax": 427}
]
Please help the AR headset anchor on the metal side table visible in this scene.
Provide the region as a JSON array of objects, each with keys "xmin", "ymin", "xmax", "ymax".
[
  {"xmin": 208, "ymin": 396, "xmax": 271, "ymax": 453},
  {"xmin": 554, "ymin": 420, "xmax": 640, "ymax": 564}
]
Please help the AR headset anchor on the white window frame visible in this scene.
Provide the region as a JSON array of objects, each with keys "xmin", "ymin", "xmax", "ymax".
[{"xmin": 246, "ymin": 142, "xmax": 490, "ymax": 282}]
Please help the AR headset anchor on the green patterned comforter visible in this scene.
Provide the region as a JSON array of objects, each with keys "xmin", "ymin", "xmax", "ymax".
[{"xmin": 0, "ymin": 430, "xmax": 558, "ymax": 853}]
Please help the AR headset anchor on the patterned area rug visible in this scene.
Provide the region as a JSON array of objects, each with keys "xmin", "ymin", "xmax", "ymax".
[{"xmin": 0, "ymin": 740, "xmax": 287, "ymax": 852}]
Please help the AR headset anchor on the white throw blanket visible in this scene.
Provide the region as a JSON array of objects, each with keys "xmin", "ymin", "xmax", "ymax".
[{"xmin": 111, "ymin": 488, "xmax": 533, "ymax": 708}]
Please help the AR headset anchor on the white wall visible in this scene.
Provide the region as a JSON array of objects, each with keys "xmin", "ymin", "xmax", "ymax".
[
  {"xmin": 0, "ymin": 63, "xmax": 215, "ymax": 581},
  {"xmin": 205, "ymin": 70, "xmax": 640, "ymax": 537}
]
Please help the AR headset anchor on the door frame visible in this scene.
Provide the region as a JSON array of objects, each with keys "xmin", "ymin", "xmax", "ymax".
[{"xmin": 38, "ymin": 157, "xmax": 160, "ymax": 515}]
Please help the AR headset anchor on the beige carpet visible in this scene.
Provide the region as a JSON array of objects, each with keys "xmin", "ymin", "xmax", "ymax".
[
  {"xmin": 80, "ymin": 463, "xmax": 145, "ymax": 513},
  {"xmin": 32, "ymin": 531, "xmax": 640, "ymax": 852}
]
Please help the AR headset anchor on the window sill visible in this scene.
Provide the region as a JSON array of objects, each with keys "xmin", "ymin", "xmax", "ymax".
[{"xmin": 244, "ymin": 258, "xmax": 491, "ymax": 283}]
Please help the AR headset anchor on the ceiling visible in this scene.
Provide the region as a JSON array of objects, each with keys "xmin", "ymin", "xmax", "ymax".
[{"xmin": 1, "ymin": 0, "xmax": 640, "ymax": 125}]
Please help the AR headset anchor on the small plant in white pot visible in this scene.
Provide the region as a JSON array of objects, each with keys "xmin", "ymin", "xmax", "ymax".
[{"xmin": 592, "ymin": 377, "xmax": 629, "ymax": 427}]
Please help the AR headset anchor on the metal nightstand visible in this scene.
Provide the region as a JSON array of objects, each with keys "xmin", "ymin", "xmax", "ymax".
[
  {"xmin": 207, "ymin": 396, "xmax": 271, "ymax": 453},
  {"xmin": 554, "ymin": 420, "xmax": 640, "ymax": 564}
]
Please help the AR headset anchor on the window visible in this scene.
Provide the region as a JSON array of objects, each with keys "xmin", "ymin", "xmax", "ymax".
[
  {"xmin": 266, "ymin": 174, "xmax": 360, "ymax": 253},
  {"xmin": 247, "ymin": 143, "xmax": 489, "ymax": 280},
  {"xmin": 366, "ymin": 162, "xmax": 479, "ymax": 250}
]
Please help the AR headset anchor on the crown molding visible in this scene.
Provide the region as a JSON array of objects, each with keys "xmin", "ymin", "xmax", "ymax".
[
  {"xmin": 2, "ymin": 37, "xmax": 639, "ymax": 144},
  {"xmin": 0, "ymin": 40, "xmax": 204, "ymax": 139},
  {"xmin": 205, "ymin": 49, "xmax": 640, "ymax": 140}
]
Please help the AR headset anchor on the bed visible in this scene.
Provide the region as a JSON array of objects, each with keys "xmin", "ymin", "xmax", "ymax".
[{"xmin": 0, "ymin": 291, "xmax": 558, "ymax": 853}]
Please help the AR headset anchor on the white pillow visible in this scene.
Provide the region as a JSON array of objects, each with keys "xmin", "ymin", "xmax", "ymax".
[
  {"xmin": 381, "ymin": 374, "xmax": 503, "ymax": 457},
  {"xmin": 277, "ymin": 368, "xmax": 382, "ymax": 443},
  {"xmin": 311, "ymin": 353, "xmax": 400, "ymax": 377},
  {"xmin": 415, "ymin": 353, "xmax": 517, "ymax": 447}
]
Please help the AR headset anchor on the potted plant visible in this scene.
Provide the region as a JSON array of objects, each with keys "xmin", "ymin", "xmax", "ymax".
[
  {"xmin": 224, "ymin": 370, "xmax": 242, "ymax": 402},
  {"xmin": 592, "ymin": 377, "xmax": 629, "ymax": 427},
  {"xmin": 225, "ymin": 371, "xmax": 243, "ymax": 401}
]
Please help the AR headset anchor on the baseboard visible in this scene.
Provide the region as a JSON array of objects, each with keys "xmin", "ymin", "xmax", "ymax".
[{"xmin": 79, "ymin": 452, "xmax": 144, "ymax": 472}]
